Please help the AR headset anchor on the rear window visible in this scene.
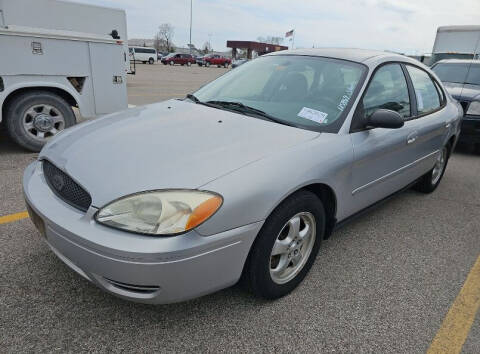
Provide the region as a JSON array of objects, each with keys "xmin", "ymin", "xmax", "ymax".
[{"xmin": 407, "ymin": 66, "xmax": 441, "ymax": 115}]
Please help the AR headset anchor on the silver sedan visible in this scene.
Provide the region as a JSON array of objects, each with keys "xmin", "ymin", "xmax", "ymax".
[{"xmin": 23, "ymin": 48, "xmax": 462, "ymax": 304}]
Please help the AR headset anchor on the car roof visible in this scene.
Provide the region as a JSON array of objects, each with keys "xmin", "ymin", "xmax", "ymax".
[
  {"xmin": 434, "ymin": 59, "xmax": 480, "ymax": 65},
  {"xmin": 267, "ymin": 48, "xmax": 407, "ymax": 63}
]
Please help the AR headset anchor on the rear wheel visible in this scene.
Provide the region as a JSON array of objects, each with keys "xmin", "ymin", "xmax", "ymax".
[
  {"xmin": 148, "ymin": 58, "xmax": 154, "ymax": 64},
  {"xmin": 187, "ymin": 62, "xmax": 191, "ymax": 67},
  {"xmin": 5, "ymin": 91, "xmax": 76, "ymax": 152},
  {"xmin": 206, "ymin": 62, "xmax": 210, "ymax": 67},
  {"xmin": 224, "ymin": 62, "xmax": 229, "ymax": 68},
  {"xmin": 413, "ymin": 145, "xmax": 449, "ymax": 193},
  {"xmin": 242, "ymin": 190, "xmax": 325, "ymax": 299},
  {"xmin": 170, "ymin": 61, "xmax": 174, "ymax": 66}
]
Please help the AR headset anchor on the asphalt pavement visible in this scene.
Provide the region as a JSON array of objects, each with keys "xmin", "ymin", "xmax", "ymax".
[{"xmin": 1, "ymin": 63, "xmax": 479, "ymax": 353}]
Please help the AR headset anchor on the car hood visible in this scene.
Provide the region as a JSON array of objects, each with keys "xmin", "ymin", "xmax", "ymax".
[
  {"xmin": 443, "ymin": 82, "xmax": 480, "ymax": 101},
  {"xmin": 40, "ymin": 100, "xmax": 319, "ymax": 207}
]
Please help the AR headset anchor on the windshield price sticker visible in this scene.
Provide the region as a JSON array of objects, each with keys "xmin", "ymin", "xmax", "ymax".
[{"xmin": 298, "ymin": 107, "xmax": 328, "ymax": 124}]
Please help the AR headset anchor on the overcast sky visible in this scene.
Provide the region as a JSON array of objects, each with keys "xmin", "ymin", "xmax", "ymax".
[{"xmin": 74, "ymin": 0, "xmax": 479, "ymax": 54}]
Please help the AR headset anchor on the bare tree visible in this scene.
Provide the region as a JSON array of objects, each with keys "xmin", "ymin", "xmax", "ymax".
[
  {"xmin": 156, "ymin": 23, "xmax": 175, "ymax": 52},
  {"xmin": 257, "ymin": 36, "xmax": 284, "ymax": 45},
  {"xmin": 202, "ymin": 41, "xmax": 212, "ymax": 54}
]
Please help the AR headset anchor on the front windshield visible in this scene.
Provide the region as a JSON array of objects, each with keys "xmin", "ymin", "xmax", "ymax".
[
  {"xmin": 432, "ymin": 63, "xmax": 469, "ymax": 84},
  {"xmin": 432, "ymin": 63, "xmax": 480, "ymax": 86},
  {"xmin": 193, "ymin": 55, "xmax": 366, "ymax": 132}
]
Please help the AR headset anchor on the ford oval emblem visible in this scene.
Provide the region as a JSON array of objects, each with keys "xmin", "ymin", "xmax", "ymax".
[{"xmin": 52, "ymin": 174, "xmax": 65, "ymax": 191}]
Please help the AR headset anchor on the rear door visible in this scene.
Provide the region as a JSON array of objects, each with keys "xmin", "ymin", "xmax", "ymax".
[
  {"xmin": 349, "ymin": 63, "xmax": 417, "ymax": 212},
  {"xmin": 402, "ymin": 65, "xmax": 449, "ymax": 173}
]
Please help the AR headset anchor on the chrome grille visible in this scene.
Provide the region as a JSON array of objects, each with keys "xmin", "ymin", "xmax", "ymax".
[{"xmin": 42, "ymin": 160, "xmax": 91, "ymax": 212}]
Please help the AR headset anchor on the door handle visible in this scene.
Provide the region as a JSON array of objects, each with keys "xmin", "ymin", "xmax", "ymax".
[{"xmin": 407, "ymin": 132, "xmax": 418, "ymax": 145}]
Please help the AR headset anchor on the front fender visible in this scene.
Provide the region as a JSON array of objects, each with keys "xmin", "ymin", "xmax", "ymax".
[{"xmin": 196, "ymin": 134, "xmax": 353, "ymax": 236}]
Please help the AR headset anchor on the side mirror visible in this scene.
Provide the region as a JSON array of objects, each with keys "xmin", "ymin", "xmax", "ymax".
[{"xmin": 366, "ymin": 109, "xmax": 404, "ymax": 129}]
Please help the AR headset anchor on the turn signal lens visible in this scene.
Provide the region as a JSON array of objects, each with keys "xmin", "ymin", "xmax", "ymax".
[{"xmin": 186, "ymin": 196, "xmax": 223, "ymax": 230}]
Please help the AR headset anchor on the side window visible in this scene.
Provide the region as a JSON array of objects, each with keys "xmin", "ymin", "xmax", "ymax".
[
  {"xmin": 406, "ymin": 66, "xmax": 441, "ymax": 115},
  {"xmin": 362, "ymin": 64, "xmax": 411, "ymax": 119}
]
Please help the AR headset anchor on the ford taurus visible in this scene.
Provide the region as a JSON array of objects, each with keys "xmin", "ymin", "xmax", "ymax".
[{"xmin": 23, "ymin": 48, "xmax": 462, "ymax": 304}]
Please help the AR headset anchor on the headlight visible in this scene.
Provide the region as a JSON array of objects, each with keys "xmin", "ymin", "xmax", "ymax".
[
  {"xmin": 95, "ymin": 190, "xmax": 222, "ymax": 236},
  {"xmin": 467, "ymin": 101, "xmax": 480, "ymax": 116}
]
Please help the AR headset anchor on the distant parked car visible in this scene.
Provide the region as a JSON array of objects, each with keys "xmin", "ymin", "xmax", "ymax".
[
  {"xmin": 129, "ymin": 46, "xmax": 157, "ymax": 64},
  {"xmin": 232, "ymin": 58, "xmax": 248, "ymax": 68},
  {"xmin": 198, "ymin": 54, "xmax": 231, "ymax": 68},
  {"xmin": 157, "ymin": 51, "xmax": 168, "ymax": 61},
  {"xmin": 161, "ymin": 53, "xmax": 196, "ymax": 66},
  {"xmin": 431, "ymin": 59, "xmax": 480, "ymax": 152}
]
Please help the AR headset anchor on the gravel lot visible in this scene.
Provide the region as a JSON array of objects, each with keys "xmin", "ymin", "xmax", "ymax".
[{"xmin": 1, "ymin": 63, "xmax": 479, "ymax": 353}]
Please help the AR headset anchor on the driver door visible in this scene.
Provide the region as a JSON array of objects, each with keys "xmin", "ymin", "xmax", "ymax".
[{"xmin": 348, "ymin": 63, "xmax": 418, "ymax": 214}]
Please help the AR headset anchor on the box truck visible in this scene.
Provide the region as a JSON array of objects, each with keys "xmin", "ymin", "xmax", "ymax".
[
  {"xmin": 431, "ymin": 25, "xmax": 480, "ymax": 65},
  {"xmin": 0, "ymin": 0, "xmax": 130, "ymax": 151}
]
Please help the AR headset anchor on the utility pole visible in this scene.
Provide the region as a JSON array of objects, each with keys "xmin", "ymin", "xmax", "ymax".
[{"xmin": 189, "ymin": 0, "xmax": 193, "ymax": 54}]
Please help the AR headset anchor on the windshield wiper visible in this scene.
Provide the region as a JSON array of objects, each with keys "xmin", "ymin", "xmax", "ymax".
[
  {"xmin": 186, "ymin": 93, "xmax": 200, "ymax": 103},
  {"xmin": 205, "ymin": 100, "xmax": 296, "ymax": 127}
]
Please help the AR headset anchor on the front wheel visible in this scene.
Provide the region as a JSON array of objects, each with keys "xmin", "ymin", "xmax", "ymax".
[
  {"xmin": 413, "ymin": 145, "xmax": 449, "ymax": 193},
  {"xmin": 170, "ymin": 61, "xmax": 174, "ymax": 66},
  {"xmin": 148, "ymin": 58, "xmax": 154, "ymax": 64},
  {"xmin": 242, "ymin": 190, "xmax": 325, "ymax": 299},
  {"xmin": 224, "ymin": 62, "xmax": 229, "ymax": 68},
  {"xmin": 187, "ymin": 62, "xmax": 191, "ymax": 67},
  {"xmin": 5, "ymin": 91, "xmax": 76, "ymax": 152},
  {"xmin": 205, "ymin": 62, "xmax": 210, "ymax": 67}
]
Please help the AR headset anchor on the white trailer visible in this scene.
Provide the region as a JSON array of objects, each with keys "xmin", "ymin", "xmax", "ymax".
[
  {"xmin": 0, "ymin": 0, "xmax": 129, "ymax": 151},
  {"xmin": 432, "ymin": 25, "xmax": 480, "ymax": 64}
]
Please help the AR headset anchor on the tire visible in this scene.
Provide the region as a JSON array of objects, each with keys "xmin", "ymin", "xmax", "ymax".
[
  {"xmin": 206, "ymin": 62, "xmax": 210, "ymax": 67},
  {"xmin": 242, "ymin": 190, "xmax": 325, "ymax": 300},
  {"xmin": 413, "ymin": 144, "xmax": 450, "ymax": 193},
  {"xmin": 187, "ymin": 62, "xmax": 191, "ymax": 67},
  {"xmin": 148, "ymin": 58, "xmax": 154, "ymax": 64},
  {"xmin": 198, "ymin": 63, "xmax": 203, "ymax": 67},
  {"xmin": 170, "ymin": 61, "xmax": 174, "ymax": 66},
  {"xmin": 5, "ymin": 91, "xmax": 76, "ymax": 152},
  {"xmin": 163, "ymin": 62, "xmax": 167, "ymax": 65},
  {"xmin": 224, "ymin": 62, "xmax": 229, "ymax": 68}
]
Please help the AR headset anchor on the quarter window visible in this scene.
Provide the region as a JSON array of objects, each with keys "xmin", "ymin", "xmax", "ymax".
[
  {"xmin": 406, "ymin": 66, "xmax": 441, "ymax": 114},
  {"xmin": 361, "ymin": 64, "xmax": 411, "ymax": 119}
]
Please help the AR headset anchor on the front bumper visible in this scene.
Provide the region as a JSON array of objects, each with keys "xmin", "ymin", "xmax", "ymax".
[
  {"xmin": 459, "ymin": 116, "xmax": 480, "ymax": 144},
  {"xmin": 23, "ymin": 161, "xmax": 262, "ymax": 304}
]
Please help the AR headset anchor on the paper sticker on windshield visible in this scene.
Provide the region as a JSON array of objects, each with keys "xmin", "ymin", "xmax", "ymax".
[{"xmin": 298, "ymin": 107, "xmax": 328, "ymax": 124}]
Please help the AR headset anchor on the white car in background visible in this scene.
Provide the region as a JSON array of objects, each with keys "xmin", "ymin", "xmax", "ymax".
[{"xmin": 129, "ymin": 47, "xmax": 157, "ymax": 64}]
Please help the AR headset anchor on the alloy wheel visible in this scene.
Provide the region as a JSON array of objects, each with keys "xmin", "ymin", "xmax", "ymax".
[
  {"xmin": 432, "ymin": 147, "xmax": 447, "ymax": 185},
  {"xmin": 269, "ymin": 212, "xmax": 316, "ymax": 284}
]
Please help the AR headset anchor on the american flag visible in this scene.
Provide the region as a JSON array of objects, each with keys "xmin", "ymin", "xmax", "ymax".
[{"xmin": 285, "ymin": 29, "xmax": 294, "ymax": 37}]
